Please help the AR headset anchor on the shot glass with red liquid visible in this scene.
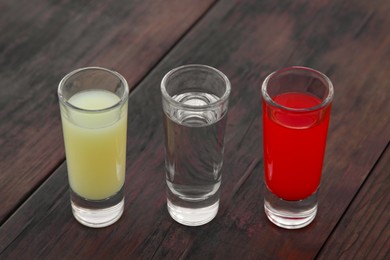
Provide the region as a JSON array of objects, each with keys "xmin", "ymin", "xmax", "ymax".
[{"xmin": 261, "ymin": 66, "xmax": 334, "ymax": 229}]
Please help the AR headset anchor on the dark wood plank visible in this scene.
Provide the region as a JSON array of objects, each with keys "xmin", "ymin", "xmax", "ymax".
[
  {"xmin": 317, "ymin": 143, "xmax": 390, "ymax": 259},
  {"xmin": 1, "ymin": 0, "xmax": 390, "ymax": 258},
  {"xmin": 0, "ymin": 164, "xmax": 69, "ymax": 255},
  {"xmin": 0, "ymin": 0, "xmax": 216, "ymax": 224}
]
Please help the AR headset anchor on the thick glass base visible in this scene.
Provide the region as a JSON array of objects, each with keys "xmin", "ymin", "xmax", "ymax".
[
  {"xmin": 264, "ymin": 188, "xmax": 317, "ymax": 229},
  {"xmin": 167, "ymin": 199, "xmax": 219, "ymax": 226},
  {"xmin": 70, "ymin": 187, "xmax": 124, "ymax": 228}
]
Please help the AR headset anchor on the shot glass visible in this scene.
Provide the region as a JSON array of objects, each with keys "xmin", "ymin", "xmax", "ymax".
[
  {"xmin": 261, "ymin": 66, "xmax": 333, "ymax": 229},
  {"xmin": 58, "ymin": 67, "xmax": 129, "ymax": 228},
  {"xmin": 161, "ymin": 64, "xmax": 231, "ymax": 226}
]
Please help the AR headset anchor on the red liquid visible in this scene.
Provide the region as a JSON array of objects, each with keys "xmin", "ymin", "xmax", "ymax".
[{"xmin": 263, "ymin": 92, "xmax": 331, "ymax": 201}]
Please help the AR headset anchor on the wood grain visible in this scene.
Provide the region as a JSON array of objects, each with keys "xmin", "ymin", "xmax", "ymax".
[
  {"xmin": 1, "ymin": 0, "xmax": 390, "ymax": 258},
  {"xmin": 317, "ymin": 143, "xmax": 390, "ymax": 259},
  {"xmin": 0, "ymin": 0, "xmax": 216, "ymax": 224}
]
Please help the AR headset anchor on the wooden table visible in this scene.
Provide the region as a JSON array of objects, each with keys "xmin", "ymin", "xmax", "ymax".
[{"xmin": 1, "ymin": 0, "xmax": 389, "ymax": 258}]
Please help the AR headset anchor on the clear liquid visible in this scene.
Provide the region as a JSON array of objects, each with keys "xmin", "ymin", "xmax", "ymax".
[{"xmin": 163, "ymin": 92, "xmax": 227, "ymax": 225}]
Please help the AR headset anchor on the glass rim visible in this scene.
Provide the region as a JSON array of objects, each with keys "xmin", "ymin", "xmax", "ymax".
[
  {"xmin": 57, "ymin": 66, "xmax": 129, "ymax": 113},
  {"xmin": 161, "ymin": 64, "xmax": 231, "ymax": 110},
  {"xmin": 261, "ymin": 66, "xmax": 334, "ymax": 112}
]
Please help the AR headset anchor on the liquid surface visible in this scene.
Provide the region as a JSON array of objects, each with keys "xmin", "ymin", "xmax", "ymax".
[
  {"xmin": 263, "ymin": 92, "xmax": 331, "ymax": 201},
  {"xmin": 61, "ymin": 90, "xmax": 127, "ymax": 200},
  {"xmin": 69, "ymin": 89, "xmax": 120, "ymax": 110},
  {"xmin": 170, "ymin": 92, "xmax": 223, "ymax": 127},
  {"xmin": 272, "ymin": 92, "xmax": 321, "ymax": 109}
]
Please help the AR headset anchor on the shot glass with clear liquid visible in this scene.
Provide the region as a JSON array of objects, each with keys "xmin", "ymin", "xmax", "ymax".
[
  {"xmin": 161, "ymin": 64, "xmax": 231, "ymax": 226},
  {"xmin": 261, "ymin": 66, "xmax": 333, "ymax": 229},
  {"xmin": 58, "ymin": 67, "xmax": 129, "ymax": 228}
]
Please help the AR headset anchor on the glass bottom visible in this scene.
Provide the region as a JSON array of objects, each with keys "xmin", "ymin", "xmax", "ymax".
[
  {"xmin": 70, "ymin": 187, "xmax": 124, "ymax": 228},
  {"xmin": 264, "ymin": 188, "xmax": 317, "ymax": 229},
  {"xmin": 167, "ymin": 199, "xmax": 219, "ymax": 226}
]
